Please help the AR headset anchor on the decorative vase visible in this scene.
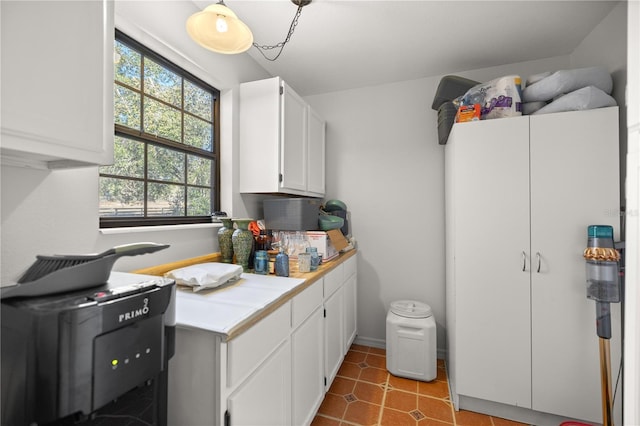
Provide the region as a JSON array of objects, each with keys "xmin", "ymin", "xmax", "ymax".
[
  {"xmin": 217, "ymin": 218, "xmax": 235, "ymax": 263},
  {"xmin": 232, "ymin": 218, "xmax": 254, "ymax": 272}
]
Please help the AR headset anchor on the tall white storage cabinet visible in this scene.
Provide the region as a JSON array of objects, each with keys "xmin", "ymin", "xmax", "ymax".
[{"xmin": 445, "ymin": 107, "xmax": 621, "ymax": 424}]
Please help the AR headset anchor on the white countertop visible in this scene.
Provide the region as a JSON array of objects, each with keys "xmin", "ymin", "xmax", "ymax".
[{"xmin": 173, "ymin": 273, "xmax": 305, "ymax": 336}]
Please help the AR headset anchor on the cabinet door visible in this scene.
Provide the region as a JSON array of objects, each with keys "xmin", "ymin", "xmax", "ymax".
[
  {"xmin": 239, "ymin": 77, "xmax": 281, "ymax": 193},
  {"xmin": 1, "ymin": 0, "xmax": 114, "ymax": 168},
  {"xmin": 227, "ymin": 340, "xmax": 291, "ymax": 426},
  {"xmin": 530, "ymin": 107, "xmax": 621, "ymax": 422},
  {"xmin": 343, "ymin": 274, "xmax": 357, "ymax": 352},
  {"xmin": 307, "ymin": 108, "xmax": 326, "ymax": 196},
  {"xmin": 281, "ymin": 82, "xmax": 307, "ymax": 192},
  {"xmin": 324, "ymin": 287, "xmax": 344, "ymax": 390},
  {"xmin": 292, "ymin": 307, "xmax": 324, "ymax": 426},
  {"xmin": 448, "ymin": 117, "xmax": 532, "ymax": 407}
]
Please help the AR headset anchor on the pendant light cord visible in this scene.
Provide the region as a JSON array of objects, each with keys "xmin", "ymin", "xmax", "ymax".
[{"xmin": 252, "ymin": 3, "xmax": 304, "ymax": 61}]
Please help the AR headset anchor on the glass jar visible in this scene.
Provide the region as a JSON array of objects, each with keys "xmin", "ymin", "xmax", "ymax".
[
  {"xmin": 275, "ymin": 249, "xmax": 289, "ymax": 277},
  {"xmin": 306, "ymin": 246, "xmax": 320, "ymax": 271},
  {"xmin": 254, "ymin": 250, "xmax": 268, "ymax": 275},
  {"xmin": 256, "ymin": 230, "xmax": 271, "ymax": 251},
  {"xmin": 298, "ymin": 252, "xmax": 311, "ymax": 273}
]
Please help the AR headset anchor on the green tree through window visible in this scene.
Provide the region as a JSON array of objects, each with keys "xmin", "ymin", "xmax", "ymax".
[{"xmin": 100, "ymin": 30, "xmax": 220, "ymax": 227}]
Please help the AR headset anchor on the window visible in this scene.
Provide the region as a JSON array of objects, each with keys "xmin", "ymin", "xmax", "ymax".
[{"xmin": 100, "ymin": 30, "xmax": 220, "ymax": 228}]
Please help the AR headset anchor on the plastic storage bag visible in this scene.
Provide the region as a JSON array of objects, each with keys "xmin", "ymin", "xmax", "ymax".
[
  {"xmin": 522, "ymin": 66, "xmax": 612, "ymax": 102},
  {"xmin": 532, "ymin": 86, "xmax": 617, "ymax": 115},
  {"xmin": 522, "ymin": 101, "xmax": 547, "ymax": 115},
  {"xmin": 457, "ymin": 75, "xmax": 523, "ymax": 120}
]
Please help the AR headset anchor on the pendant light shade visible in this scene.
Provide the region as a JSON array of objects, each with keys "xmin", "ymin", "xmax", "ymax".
[{"xmin": 186, "ymin": 2, "xmax": 253, "ymax": 54}]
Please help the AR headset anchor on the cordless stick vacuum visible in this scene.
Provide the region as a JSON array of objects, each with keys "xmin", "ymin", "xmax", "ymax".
[{"xmin": 583, "ymin": 225, "xmax": 621, "ymax": 426}]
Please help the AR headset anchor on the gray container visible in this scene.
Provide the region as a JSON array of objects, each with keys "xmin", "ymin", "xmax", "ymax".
[
  {"xmin": 431, "ymin": 75, "xmax": 479, "ymax": 110},
  {"xmin": 437, "ymin": 102, "xmax": 457, "ymax": 145},
  {"xmin": 263, "ymin": 198, "xmax": 321, "ymax": 231}
]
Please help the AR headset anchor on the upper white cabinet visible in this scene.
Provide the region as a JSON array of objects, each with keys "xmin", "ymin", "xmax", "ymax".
[
  {"xmin": 239, "ymin": 77, "xmax": 326, "ymax": 197},
  {"xmin": 1, "ymin": 0, "xmax": 114, "ymax": 169},
  {"xmin": 307, "ymin": 108, "xmax": 326, "ymax": 195},
  {"xmin": 445, "ymin": 107, "xmax": 621, "ymax": 424}
]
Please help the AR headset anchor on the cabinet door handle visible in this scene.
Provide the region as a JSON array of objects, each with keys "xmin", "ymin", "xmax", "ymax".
[
  {"xmin": 522, "ymin": 251, "xmax": 527, "ymax": 271},
  {"xmin": 536, "ymin": 252, "xmax": 541, "ymax": 273}
]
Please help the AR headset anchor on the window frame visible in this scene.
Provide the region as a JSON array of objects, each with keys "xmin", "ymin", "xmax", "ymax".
[{"xmin": 100, "ymin": 30, "xmax": 220, "ymax": 229}]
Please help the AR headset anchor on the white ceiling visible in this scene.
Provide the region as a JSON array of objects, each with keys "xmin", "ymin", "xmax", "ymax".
[{"xmin": 194, "ymin": 0, "xmax": 619, "ymax": 96}]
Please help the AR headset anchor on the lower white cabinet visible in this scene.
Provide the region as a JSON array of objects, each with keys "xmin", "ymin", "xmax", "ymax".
[
  {"xmin": 168, "ymin": 254, "xmax": 358, "ymax": 426},
  {"xmin": 292, "ymin": 308, "xmax": 324, "ymax": 425},
  {"xmin": 324, "ymin": 255, "xmax": 358, "ymax": 390},
  {"xmin": 227, "ymin": 340, "xmax": 291, "ymax": 426},
  {"xmin": 343, "ymin": 257, "xmax": 358, "ymax": 353},
  {"xmin": 291, "ymin": 279, "xmax": 324, "ymax": 426},
  {"xmin": 225, "ymin": 303, "xmax": 291, "ymax": 425},
  {"xmin": 324, "ymin": 284, "xmax": 344, "ymax": 390}
]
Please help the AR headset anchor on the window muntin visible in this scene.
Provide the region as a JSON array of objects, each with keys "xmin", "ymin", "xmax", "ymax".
[{"xmin": 100, "ymin": 31, "xmax": 219, "ymax": 227}]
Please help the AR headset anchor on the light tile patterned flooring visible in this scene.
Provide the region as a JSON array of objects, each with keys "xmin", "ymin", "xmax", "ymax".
[{"xmin": 312, "ymin": 344, "xmax": 528, "ymax": 426}]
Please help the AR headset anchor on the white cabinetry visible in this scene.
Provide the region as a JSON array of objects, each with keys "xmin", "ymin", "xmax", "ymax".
[
  {"xmin": 291, "ymin": 281, "xmax": 324, "ymax": 426},
  {"xmin": 225, "ymin": 302, "xmax": 291, "ymax": 426},
  {"xmin": 227, "ymin": 340, "xmax": 291, "ymax": 426},
  {"xmin": 343, "ymin": 256, "xmax": 358, "ymax": 352},
  {"xmin": 323, "ymin": 255, "xmax": 358, "ymax": 390},
  {"xmin": 307, "ymin": 108, "xmax": 326, "ymax": 195},
  {"xmin": 445, "ymin": 108, "xmax": 621, "ymax": 424},
  {"xmin": 1, "ymin": 0, "xmax": 114, "ymax": 169},
  {"xmin": 239, "ymin": 77, "xmax": 325, "ymax": 197},
  {"xmin": 168, "ymin": 254, "xmax": 357, "ymax": 426},
  {"xmin": 324, "ymin": 281, "xmax": 344, "ymax": 389}
]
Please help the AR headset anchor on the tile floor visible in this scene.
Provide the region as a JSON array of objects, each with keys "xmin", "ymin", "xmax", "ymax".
[{"xmin": 312, "ymin": 344, "xmax": 529, "ymax": 426}]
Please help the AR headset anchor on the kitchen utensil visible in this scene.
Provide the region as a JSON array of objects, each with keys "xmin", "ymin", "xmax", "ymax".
[
  {"xmin": 18, "ymin": 242, "xmax": 169, "ymax": 283},
  {"xmin": 2, "ymin": 242, "xmax": 169, "ymax": 299},
  {"xmin": 323, "ymin": 199, "xmax": 347, "ymax": 212},
  {"xmin": 318, "ymin": 214, "xmax": 344, "ymax": 231}
]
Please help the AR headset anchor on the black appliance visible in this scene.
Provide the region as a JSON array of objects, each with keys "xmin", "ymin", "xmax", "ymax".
[{"xmin": 1, "ymin": 272, "xmax": 176, "ymax": 426}]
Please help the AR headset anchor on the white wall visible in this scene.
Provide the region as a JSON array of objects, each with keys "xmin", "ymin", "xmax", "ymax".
[
  {"xmin": 306, "ymin": 55, "xmax": 571, "ymax": 350},
  {"xmin": 306, "ymin": 4, "xmax": 627, "ymax": 352},
  {"xmin": 571, "ymin": 1, "xmax": 628, "ymax": 214},
  {"xmin": 0, "ymin": 1, "xmax": 270, "ymax": 283}
]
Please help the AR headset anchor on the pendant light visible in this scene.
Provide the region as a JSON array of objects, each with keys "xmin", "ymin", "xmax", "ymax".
[
  {"xmin": 187, "ymin": 0, "xmax": 311, "ymax": 60},
  {"xmin": 186, "ymin": 1, "xmax": 254, "ymax": 54}
]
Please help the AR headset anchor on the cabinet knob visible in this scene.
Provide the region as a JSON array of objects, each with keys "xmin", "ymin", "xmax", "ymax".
[
  {"xmin": 521, "ymin": 251, "xmax": 527, "ymax": 272},
  {"xmin": 536, "ymin": 252, "xmax": 542, "ymax": 273}
]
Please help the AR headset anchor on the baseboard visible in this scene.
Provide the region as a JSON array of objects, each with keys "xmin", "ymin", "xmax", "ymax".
[
  {"xmin": 352, "ymin": 336, "xmax": 447, "ymax": 360},
  {"xmin": 458, "ymin": 395, "xmax": 597, "ymax": 426},
  {"xmin": 353, "ymin": 335, "xmax": 385, "ymax": 349}
]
